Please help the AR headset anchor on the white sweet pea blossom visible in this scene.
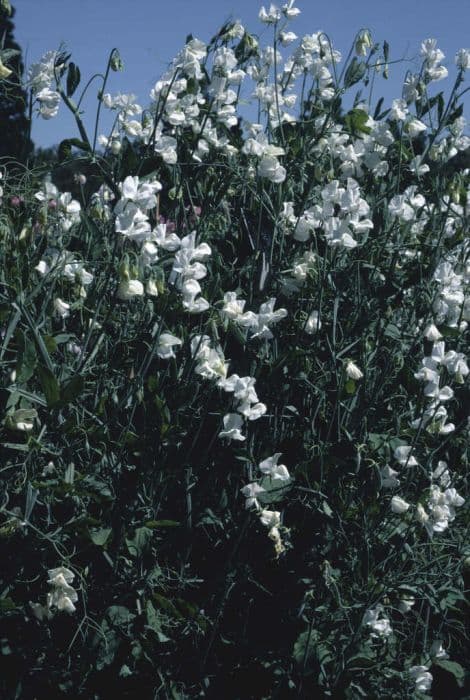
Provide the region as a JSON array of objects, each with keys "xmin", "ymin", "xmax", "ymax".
[
  {"xmin": 182, "ymin": 278, "xmax": 210, "ymax": 313},
  {"xmin": 406, "ymin": 118, "xmax": 427, "ymax": 138},
  {"xmin": 241, "ymin": 482, "xmax": 266, "ymax": 509},
  {"xmin": 362, "ymin": 605, "xmax": 392, "ymax": 638},
  {"xmin": 249, "ymin": 298, "xmax": 287, "ymax": 339},
  {"xmin": 380, "ymin": 465, "xmax": 400, "ymax": 489},
  {"xmin": 53, "ymin": 298, "xmax": 71, "ymax": 318},
  {"xmin": 258, "ymin": 454, "xmax": 291, "ymax": 482},
  {"xmin": 282, "ymin": 1, "xmax": 301, "ymax": 18},
  {"xmin": 391, "ymin": 496, "xmax": 410, "ymax": 514},
  {"xmin": 259, "ymin": 509, "xmax": 281, "ymax": 528},
  {"xmin": 394, "ymin": 445, "xmax": 418, "ymax": 467},
  {"xmin": 423, "ymin": 323, "xmax": 442, "ymax": 341},
  {"xmin": 219, "ymin": 413, "xmax": 246, "ymax": 441},
  {"xmin": 455, "ymin": 48, "xmax": 470, "ymax": 70},
  {"xmin": 157, "ymin": 333, "xmax": 183, "ymax": 360},
  {"xmin": 398, "ymin": 595, "xmax": 415, "ymax": 613},
  {"xmin": 305, "ymin": 310, "xmax": 321, "ymax": 334},
  {"xmin": 345, "ymin": 360, "xmax": 363, "ymax": 380},
  {"xmin": 409, "ymin": 666, "xmax": 432, "ymax": 693},
  {"xmin": 47, "ymin": 567, "xmax": 78, "ymax": 614},
  {"xmin": 220, "ymin": 292, "xmax": 257, "ymax": 326},
  {"xmin": 259, "ymin": 4, "xmax": 281, "ymax": 24},
  {"xmin": 117, "ymin": 279, "xmax": 144, "ymax": 300},
  {"xmin": 258, "ymin": 155, "xmax": 286, "ymax": 183},
  {"xmin": 6, "ymin": 408, "xmax": 38, "ymax": 432},
  {"xmin": 36, "ymin": 87, "xmax": 61, "ymax": 119},
  {"xmin": 430, "ymin": 640, "xmax": 449, "ymax": 659}
]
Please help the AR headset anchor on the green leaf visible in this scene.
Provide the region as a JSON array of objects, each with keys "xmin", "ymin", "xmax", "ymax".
[
  {"xmin": 0, "ymin": 598, "xmax": 16, "ymax": 612},
  {"xmin": 66, "ymin": 62, "xmax": 81, "ymax": 97},
  {"xmin": 89, "ymin": 527, "xmax": 112, "ymax": 546},
  {"xmin": 126, "ymin": 526, "xmax": 153, "ymax": 557},
  {"xmin": 42, "ymin": 335, "xmax": 57, "ymax": 354},
  {"xmin": 343, "ymin": 58, "xmax": 367, "ymax": 89},
  {"xmin": 345, "ymin": 379, "xmax": 356, "ymax": 394},
  {"xmin": 107, "ymin": 605, "xmax": 135, "ymax": 630},
  {"xmin": 344, "ymin": 108, "xmax": 371, "ymax": 136},
  {"xmin": 58, "ymin": 138, "xmax": 90, "ymax": 161},
  {"xmin": 16, "ymin": 331, "xmax": 37, "ymax": 382},
  {"xmin": 293, "ymin": 629, "xmax": 319, "ymax": 667},
  {"xmin": 145, "ymin": 520, "xmax": 180, "ymax": 529},
  {"xmin": 434, "ymin": 659, "xmax": 465, "ymax": 685},
  {"xmin": 146, "ymin": 600, "xmax": 170, "ymax": 642},
  {"xmin": 37, "ymin": 365, "xmax": 60, "ymax": 407},
  {"xmin": 60, "ymin": 375, "xmax": 84, "ymax": 405}
]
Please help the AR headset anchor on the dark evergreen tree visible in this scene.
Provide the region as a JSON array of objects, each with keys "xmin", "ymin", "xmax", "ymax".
[{"xmin": 0, "ymin": 1, "xmax": 33, "ymax": 164}]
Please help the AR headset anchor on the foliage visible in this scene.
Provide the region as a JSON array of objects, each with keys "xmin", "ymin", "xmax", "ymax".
[
  {"xmin": 0, "ymin": 3, "xmax": 33, "ymax": 164},
  {"xmin": 0, "ymin": 5, "xmax": 469, "ymax": 698}
]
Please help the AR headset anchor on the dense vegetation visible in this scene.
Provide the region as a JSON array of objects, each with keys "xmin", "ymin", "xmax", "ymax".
[{"xmin": 0, "ymin": 3, "xmax": 468, "ymax": 697}]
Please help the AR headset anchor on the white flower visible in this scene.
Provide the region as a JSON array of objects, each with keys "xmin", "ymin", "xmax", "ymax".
[
  {"xmin": 380, "ymin": 465, "xmax": 401, "ymax": 489},
  {"xmin": 146, "ymin": 279, "xmax": 159, "ymax": 296},
  {"xmin": 259, "ymin": 509, "xmax": 281, "ymax": 528},
  {"xmin": 398, "ymin": 595, "xmax": 415, "ymax": 613},
  {"xmin": 423, "ymin": 323, "xmax": 442, "ymax": 341},
  {"xmin": 259, "ymin": 4, "xmax": 281, "ymax": 24},
  {"xmin": 36, "ymin": 87, "xmax": 60, "ymax": 119},
  {"xmin": 430, "ymin": 640, "xmax": 449, "ymax": 659},
  {"xmin": 157, "ymin": 333, "xmax": 182, "ymax": 360},
  {"xmin": 394, "ymin": 445, "xmax": 418, "ymax": 467},
  {"xmin": 282, "ymin": 1, "xmax": 301, "ymax": 18},
  {"xmin": 258, "ymin": 453, "xmax": 290, "ymax": 482},
  {"xmin": 258, "ymin": 155, "xmax": 286, "ymax": 183},
  {"xmin": 6, "ymin": 408, "xmax": 38, "ymax": 432},
  {"xmin": 241, "ymin": 482, "xmax": 266, "ymax": 509},
  {"xmin": 249, "ymin": 298, "xmax": 287, "ymax": 339},
  {"xmin": 279, "ymin": 31, "xmax": 298, "ymax": 46},
  {"xmin": 406, "ymin": 118, "xmax": 427, "ymax": 138},
  {"xmin": 345, "ymin": 360, "xmax": 363, "ymax": 380},
  {"xmin": 47, "ymin": 566, "xmax": 78, "ymax": 614},
  {"xmin": 117, "ymin": 279, "xmax": 144, "ymax": 300},
  {"xmin": 305, "ymin": 310, "xmax": 321, "ymax": 334},
  {"xmin": 53, "ymin": 298, "xmax": 71, "ymax": 318},
  {"xmin": 455, "ymin": 48, "xmax": 470, "ymax": 70},
  {"xmin": 219, "ymin": 413, "xmax": 246, "ymax": 441},
  {"xmin": 182, "ymin": 278, "xmax": 210, "ymax": 313},
  {"xmin": 362, "ymin": 605, "xmax": 393, "ymax": 638},
  {"xmin": 409, "ymin": 666, "xmax": 432, "ymax": 693},
  {"xmin": 391, "ymin": 496, "xmax": 410, "ymax": 514}
]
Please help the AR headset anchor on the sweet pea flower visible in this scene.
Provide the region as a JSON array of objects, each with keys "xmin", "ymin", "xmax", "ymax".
[{"xmin": 157, "ymin": 333, "xmax": 183, "ymax": 360}]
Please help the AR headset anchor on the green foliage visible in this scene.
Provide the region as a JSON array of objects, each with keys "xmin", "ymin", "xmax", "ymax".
[{"xmin": 0, "ymin": 8, "xmax": 469, "ymax": 700}]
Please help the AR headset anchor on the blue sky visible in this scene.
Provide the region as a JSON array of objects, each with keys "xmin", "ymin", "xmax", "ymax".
[{"xmin": 13, "ymin": 0, "xmax": 470, "ymax": 147}]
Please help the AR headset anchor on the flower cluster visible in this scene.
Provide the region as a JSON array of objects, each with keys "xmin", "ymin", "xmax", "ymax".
[{"xmin": 27, "ymin": 50, "xmax": 61, "ymax": 119}]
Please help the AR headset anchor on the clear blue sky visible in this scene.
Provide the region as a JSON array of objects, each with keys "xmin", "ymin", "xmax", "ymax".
[{"xmin": 13, "ymin": 0, "xmax": 470, "ymax": 147}]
